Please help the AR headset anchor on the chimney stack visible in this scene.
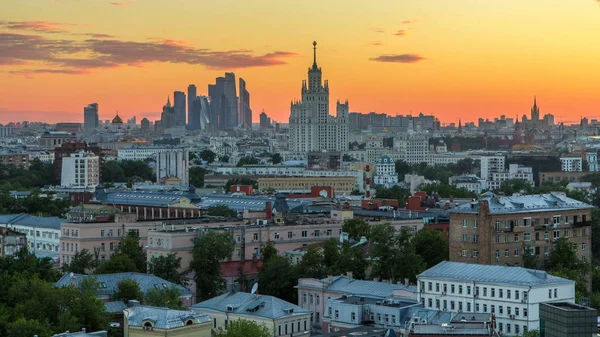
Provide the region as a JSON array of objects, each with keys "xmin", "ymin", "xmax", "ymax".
[{"xmin": 346, "ymin": 272, "xmax": 353, "ymax": 280}]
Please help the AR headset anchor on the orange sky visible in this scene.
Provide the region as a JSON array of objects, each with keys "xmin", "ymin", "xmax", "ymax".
[{"xmin": 2, "ymin": 0, "xmax": 600, "ymax": 125}]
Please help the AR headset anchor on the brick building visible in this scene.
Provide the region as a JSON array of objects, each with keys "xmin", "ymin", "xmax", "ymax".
[{"xmin": 449, "ymin": 192, "xmax": 593, "ymax": 268}]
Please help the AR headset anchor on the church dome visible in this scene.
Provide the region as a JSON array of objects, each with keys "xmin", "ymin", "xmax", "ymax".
[{"xmin": 112, "ymin": 113, "xmax": 123, "ymax": 124}]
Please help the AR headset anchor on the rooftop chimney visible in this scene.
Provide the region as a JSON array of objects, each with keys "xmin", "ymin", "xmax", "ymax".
[{"xmin": 346, "ymin": 272, "xmax": 353, "ymax": 280}]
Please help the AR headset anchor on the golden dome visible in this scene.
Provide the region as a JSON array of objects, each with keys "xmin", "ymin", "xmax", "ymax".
[{"xmin": 112, "ymin": 113, "xmax": 123, "ymax": 124}]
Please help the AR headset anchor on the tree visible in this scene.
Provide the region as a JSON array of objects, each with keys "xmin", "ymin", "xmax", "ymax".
[
  {"xmin": 225, "ymin": 178, "xmax": 258, "ymax": 191},
  {"xmin": 7, "ymin": 317, "xmax": 52, "ymax": 337},
  {"xmin": 236, "ymin": 156, "xmax": 260, "ymax": 167},
  {"xmin": 394, "ymin": 160, "xmax": 412, "ymax": 180},
  {"xmin": 200, "ymin": 149, "xmax": 217, "ymax": 164},
  {"xmin": 220, "ymin": 155, "xmax": 230, "ymax": 163},
  {"xmin": 115, "ymin": 231, "xmax": 146, "ymax": 272},
  {"xmin": 112, "ymin": 279, "xmax": 143, "ymax": 303},
  {"xmin": 257, "ymin": 254, "xmax": 296, "ymax": 303},
  {"xmin": 101, "ymin": 160, "xmax": 126, "ymax": 182},
  {"xmin": 342, "ymin": 218, "xmax": 370, "ymax": 242},
  {"xmin": 547, "ymin": 237, "xmax": 589, "ymax": 298},
  {"xmin": 144, "ymin": 286, "xmax": 183, "ymax": 309},
  {"xmin": 369, "ymin": 224, "xmax": 425, "ymax": 282},
  {"xmin": 332, "ymin": 242, "xmax": 369, "ymax": 280},
  {"xmin": 189, "ymin": 167, "xmax": 208, "ymax": 188},
  {"xmin": 148, "ymin": 254, "xmax": 187, "ymax": 286},
  {"xmin": 522, "ymin": 246, "xmax": 539, "ymax": 269},
  {"xmin": 0, "ymin": 247, "xmax": 60, "ymax": 282},
  {"xmin": 412, "ymin": 228, "xmax": 448, "ymax": 268},
  {"xmin": 375, "ymin": 185, "xmax": 410, "ymax": 204},
  {"xmin": 94, "ymin": 253, "xmax": 136, "ymax": 274},
  {"xmin": 420, "ymin": 183, "xmax": 476, "ymax": 198},
  {"xmin": 207, "ymin": 205, "xmax": 237, "ymax": 217},
  {"xmin": 295, "ymin": 245, "xmax": 326, "ymax": 279},
  {"xmin": 497, "ymin": 179, "xmax": 533, "ymax": 195},
  {"xmin": 270, "ymin": 153, "xmax": 283, "ymax": 164},
  {"xmin": 260, "ymin": 241, "xmax": 278, "ymax": 263},
  {"xmin": 350, "ymin": 189, "xmax": 362, "ymax": 196},
  {"xmin": 62, "ymin": 249, "xmax": 95, "ymax": 274},
  {"xmin": 189, "ymin": 232, "xmax": 234, "ymax": 301},
  {"xmin": 214, "ymin": 319, "xmax": 271, "ymax": 337}
]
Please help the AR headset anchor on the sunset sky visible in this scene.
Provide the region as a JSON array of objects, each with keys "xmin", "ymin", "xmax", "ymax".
[{"xmin": 2, "ymin": 0, "xmax": 600, "ymax": 125}]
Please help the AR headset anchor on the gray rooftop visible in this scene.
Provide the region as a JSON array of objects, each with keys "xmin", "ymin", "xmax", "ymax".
[
  {"xmin": 418, "ymin": 261, "xmax": 574, "ymax": 287},
  {"xmin": 196, "ymin": 194, "xmax": 314, "ymax": 212},
  {"xmin": 124, "ymin": 305, "xmax": 210, "ymax": 329},
  {"xmin": 0, "ymin": 213, "xmax": 63, "ymax": 229},
  {"xmin": 55, "ymin": 272, "xmax": 192, "ymax": 299},
  {"xmin": 450, "ymin": 192, "xmax": 593, "ymax": 215},
  {"xmin": 52, "ymin": 330, "xmax": 107, "ymax": 337},
  {"xmin": 104, "ymin": 301, "xmax": 127, "ymax": 314},
  {"xmin": 192, "ymin": 291, "xmax": 311, "ymax": 320},
  {"xmin": 299, "ymin": 276, "xmax": 417, "ymax": 299},
  {"xmin": 94, "ymin": 189, "xmax": 201, "ymax": 207}
]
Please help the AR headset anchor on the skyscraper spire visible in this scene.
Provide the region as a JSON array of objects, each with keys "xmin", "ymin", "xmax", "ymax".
[
  {"xmin": 312, "ymin": 41, "xmax": 318, "ymax": 69},
  {"xmin": 166, "ymin": 96, "xmax": 171, "ymax": 107}
]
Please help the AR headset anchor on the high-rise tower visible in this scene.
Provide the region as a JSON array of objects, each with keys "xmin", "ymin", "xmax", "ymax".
[
  {"xmin": 173, "ymin": 91, "xmax": 186, "ymax": 126},
  {"xmin": 239, "ymin": 78, "xmax": 252, "ymax": 128},
  {"xmin": 208, "ymin": 73, "xmax": 238, "ymax": 130},
  {"xmin": 531, "ymin": 96, "xmax": 540, "ymax": 122},
  {"xmin": 83, "ymin": 103, "xmax": 99, "ymax": 131},
  {"xmin": 187, "ymin": 84, "xmax": 197, "ymax": 126},
  {"xmin": 289, "ymin": 42, "xmax": 348, "ymax": 153}
]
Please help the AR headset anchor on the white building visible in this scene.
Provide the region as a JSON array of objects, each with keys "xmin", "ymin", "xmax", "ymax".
[
  {"xmin": 117, "ymin": 145, "xmax": 174, "ymax": 161},
  {"xmin": 488, "ymin": 164, "xmax": 534, "ymax": 191},
  {"xmin": 480, "ymin": 155, "xmax": 506, "ymax": 180},
  {"xmin": 155, "ymin": 148, "xmax": 189, "ymax": 186},
  {"xmin": 0, "ymin": 213, "xmax": 62, "ymax": 259},
  {"xmin": 417, "ymin": 261, "xmax": 575, "ymax": 336},
  {"xmin": 60, "ymin": 150, "xmax": 100, "ymax": 188},
  {"xmin": 373, "ymin": 155, "xmax": 398, "ymax": 187},
  {"xmin": 289, "ymin": 42, "xmax": 349, "ymax": 153},
  {"xmin": 586, "ymin": 152, "xmax": 598, "ymax": 172},
  {"xmin": 560, "ymin": 157, "xmax": 583, "ymax": 172},
  {"xmin": 191, "ymin": 290, "xmax": 312, "ymax": 337},
  {"xmin": 394, "ymin": 134, "xmax": 430, "ymax": 164},
  {"xmin": 449, "ymin": 174, "xmax": 486, "ymax": 194}
]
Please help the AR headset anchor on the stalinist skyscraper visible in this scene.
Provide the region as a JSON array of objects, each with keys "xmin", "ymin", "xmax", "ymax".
[{"xmin": 289, "ymin": 42, "xmax": 349, "ymax": 153}]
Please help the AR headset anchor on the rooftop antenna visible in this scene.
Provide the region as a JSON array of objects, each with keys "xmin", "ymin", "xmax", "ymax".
[{"xmin": 250, "ymin": 282, "xmax": 259, "ymax": 295}]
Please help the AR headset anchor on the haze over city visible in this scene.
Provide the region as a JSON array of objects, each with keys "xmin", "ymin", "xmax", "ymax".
[{"xmin": 3, "ymin": 0, "xmax": 600, "ymax": 124}]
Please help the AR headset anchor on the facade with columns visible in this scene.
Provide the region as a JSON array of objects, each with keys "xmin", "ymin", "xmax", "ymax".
[{"xmin": 289, "ymin": 42, "xmax": 349, "ymax": 154}]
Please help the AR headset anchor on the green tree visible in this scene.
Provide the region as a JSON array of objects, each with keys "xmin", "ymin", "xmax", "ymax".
[
  {"xmin": 112, "ymin": 279, "xmax": 143, "ymax": 303},
  {"xmin": 412, "ymin": 228, "xmax": 449, "ymax": 268},
  {"xmin": 94, "ymin": 253, "xmax": 136, "ymax": 274},
  {"xmin": 375, "ymin": 185, "xmax": 410, "ymax": 204},
  {"xmin": 189, "ymin": 167, "xmax": 208, "ymax": 188},
  {"xmin": 323, "ymin": 238, "xmax": 340, "ymax": 269},
  {"xmin": 260, "ymin": 241, "xmax": 278, "ymax": 262},
  {"xmin": 115, "ymin": 231, "xmax": 146, "ymax": 272},
  {"xmin": 148, "ymin": 253, "xmax": 187, "ymax": 286},
  {"xmin": 270, "ymin": 153, "xmax": 283, "ymax": 164},
  {"xmin": 200, "ymin": 149, "xmax": 217, "ymax": 163},
  {"xmin": 370, "ymin": 224, "xmax": 425, "ymax": 282},
  {"xmin": 516, "ymin": 329, "xmax": 540, "ymax": 337},
  {"xmin": 214, "ymin": 319, "xmax": 271, "ymax": 337},
  {"xmin": 420, "ymin": 183, "xmax": 476, "ymax": 198},
  {"xmin": 342, "ymin": 218, "xmax": 370, "ymax": 242},
  {"xmin": 522, "ymin": 246, "xmax": 539, "ymax": 269},
  {"xmin": 394, "ymin": 160, "xmax": 412, "ymax": 180},
  {"xmin": 257, "ymin": 254, "xmax": 296, "ymax": 303},
  {"xmin": 101, "ymin": 160, "xmax": 126, "ymax": 182},
  {"xmin": 332, "ymin": 242, "xmax": 369, "ymax": 280},
  {"xmin": 220, "ymin": 155, "xmax": 230, "ymax": 163},
  {"xmin": 0, "ymin": 247, "xmax": 60, "ymax": 282},
  {"xmin": 350, "ymin": 189, "xmax": 362, "ymax": 196},
  {"xmin": 62, "ymin": 248, "xmax": 95, "ymax": 274},
  {"xmin": 144, "ymin": 286, "xmax": 183, "ymax": 309},
  {"xmin": 497, "ymin": 179, "xmax": 534, "ymax": 195},
  {"xmin": 547, "ymin": 237, "xmax": 589, "ymax": 298},
  {"xmin": 295, "ymin": 245, "xmax": 326, "ymax": 279},
  {"xmin": 189, "ymin": 232, "xmax": 234, "ymax": 301},
  {"xmin": 207, "ymin": 205, "xmax": 238, "ymax": 217},
  {"xmin": 7, "ymin": 317, "xmax": 52, "ymax": 337},
  {"xmin": 236, "ymin": 156, "xmax": 260, "ymax": 167}
]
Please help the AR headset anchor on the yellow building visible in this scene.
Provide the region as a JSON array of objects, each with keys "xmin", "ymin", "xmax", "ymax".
[
  {"xmin": 258, "ymin": 176, "xmax": 357, "ymax": 194},
  {"xmin": 191, "ymin": 291, "xmax": 312, "ymax": 337},
  {"xmin": 124, "ymin": 304, "xmax": 212, "ymax": 337}
]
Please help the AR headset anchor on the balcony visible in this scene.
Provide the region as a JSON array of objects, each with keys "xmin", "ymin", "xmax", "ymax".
[{"xmin": 573, "ymin": 221, "xmax": 592, "ymax": 228}]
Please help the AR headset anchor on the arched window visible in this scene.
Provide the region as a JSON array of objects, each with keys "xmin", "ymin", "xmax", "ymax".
[
  {"xmin": 186, "ymin": 320, "xmax": 194, "ymax": 326},
  {"xmin": 143, "ymin": 322, "xmax": 153, "ymax": 331}
]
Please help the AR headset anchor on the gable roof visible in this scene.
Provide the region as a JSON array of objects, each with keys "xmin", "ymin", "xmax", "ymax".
[
  {"xmin": 192, "ymin": 291, "xmax": 311, "ymax": 320},
  {"xmin": 124, "ymin": 305, "xmax": 210, "ymax": 329},
  {"xmin": 418, "ymin": 261, "xmax": 574, "ymax": 287},
  {"xmin": 450, "ymin": 192, "xmax": 593, "ymax": 215},
  {"xmin": 55, "ymin": 272, "xmax": 192, "ymax": 298}
]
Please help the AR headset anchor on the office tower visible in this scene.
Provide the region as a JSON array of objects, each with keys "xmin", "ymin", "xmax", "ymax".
[
  {"xmin": 173, "ymin": 91, "xmax": 186, "ymax": 126},
  {"xmin": 60, "ymin": 150, "xmax": 100, "ymax": 188},
  {"xmin": 189, "ymin": 96, "xmax": 210, "ymax": 131},
  {"xmin": 289, "ymin": 41, "xmax": 348, "ymax": 153},
  {"xmin": 83, "ymin": 103, "xmax": 99, "ymax": 131},
  {"xmin": 187, "ymin": 84, "xmax": 197, "ymax": 126},
  {"xmin": 238, "ymin": 78, "xmax": 252, "ymax": 128},
  {"xmin": 259, "ymin": 111, "xmax": 271, "ymax": 129},
  {"xmin": 140, "ymin": 118, "xmax": 150, "ymax": 133},
  {"xmin": 161, "ymin": 96, "xmax": 177, "ymax": 130},
  {"xmin": 208, "ymin": 73, "xmax": 238, "ymax": 130},
  {"xmin": 155, "ymin": 148, "xmax": 189, "ymax": 186}
]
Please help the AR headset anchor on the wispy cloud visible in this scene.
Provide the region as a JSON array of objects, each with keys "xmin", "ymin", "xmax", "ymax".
[
  {"xmin": 110, "ymin": 2, "xmax": 133, "ymax": 6},
  {"xmin": 402, "ymin": 20, "xmax": 418, "ymax": 24},
  {"xmin": 1, "ymin": 32, "xmax": 298, "ymax": 76},
  {"xmin": 367, "ymin": 41, "xmax": 383, "ymax": 46},
  {"xmin": 370, "ymin": 54, "xmax": 426, "ymax": 63},
  {"xmin": 373, "ymin": 28, "xmax": 385, "ymax": 33},
  {"xmin": 395, "ymin": 30, "xmax": 407, "ymax": 36},
  {"xmin": 0, "ymin": 20, "xmax": 79, "ymax": 33},
  {"xmin": 86, "ymin": 33, "xmax": 116, "ymax": 38}
]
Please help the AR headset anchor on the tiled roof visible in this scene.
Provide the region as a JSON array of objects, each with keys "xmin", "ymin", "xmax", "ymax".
[
  {"xmin": 0, "ymin": 213, "xmax": 63, "ymax": 229},
  {"xmin": 55, "ymin": 272, "xmax": 192, "ymax": 298},
  {"xmin": 124, "ymin": 305, "xmax": 210, "ymax": 329},
  {"xmin": 316, "ymin": 276, "xmax": 417, "ymax": 298},
  {"xmin": 450, "ymin": 192, "xmax": 593, "ymax": 215},
  {"xmin": 192, "ymin": 291, "xmax": 311, "ymax": 320},
  {"xmin": 418, "ymin": 261, "xmax": 574, "ymax": 287}
]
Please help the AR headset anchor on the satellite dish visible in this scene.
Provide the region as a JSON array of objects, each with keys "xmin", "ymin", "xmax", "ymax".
[{"xmin": 250, "ymin": 283, "xmax": 259, "ymax": 295}]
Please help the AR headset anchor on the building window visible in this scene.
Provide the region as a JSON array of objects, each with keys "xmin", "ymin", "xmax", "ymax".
[
  {"xmin": 472, "ymin": 250, "xmax": 478, "ymax": 258},
  {"xmin": 436, "ymin": 283, "xmax": 440, "ymax": 292},
  {"xmin": 450, "ymin": 301, "xmax": 455, "ymax": 310},
  {"xmin": 514, "ymin": 248, "xmax": 520, "ymax": 257},
  {"xmin": 515, "ymin": 290, "xmax": 519, "ymax": 300},
  {"xmin": 499, "ymin": 289, "xmax": 503, "ymax": 298},
  {"xmin": 467, "ymin": 302, "xmax": 471, "ymax": 312},
  {"xmin": 100, "ymin": 230, "xmax": 105, "ymax": 237},
  {"xmin": 504, "ymin": 249, "xmax": 510, "ymax": 257},
  {"xmin": 507, "ymin": 324, "xmax": 511, "ymax": 334},
  {"xmin": 274, "ymin": 233, "xmax": 280, "ymax": 240},
  {"xmin": 491, "ymin": 305, "xmax": 495, "ymax": 313},
  {"xmin": 428, "ymin": 282, "xmax": 432, "ymax": 291},
  {"xmin": 475, "ymin": 303, "xmax": 480, "ymax": 312},
  {"xmin": 553, "ymin": 216, "xmax": 560, "ymax": 224},
  {"xmin": 515, "ymin": 307, "xmax": 520, "ymax": 316},
  {"xmin": 494, "ymin": 221, "xmax": 500, "ymax": 231},
  {"xmin": 253, "ymin": 233, "xmax": 259, "ymax": 241},
  {"xmin": 459, "ymin": 285, "xmax": 463, "ymax": 294},
  {"xmin": 495, "ymin": 250, "xmax": 500, "ymax": 259},
  {"xmin": 301, "ymin": 231, "xmax": 307, "ymax": 238},
  {"xmin": 472, "ymin": 234, "xmax": 479, "ymax": 243},
  {"xmin": 514, "ymin": 233, "xmax": 519, "ymax": 242},
  {"xmin": 473, "ymin": 220, "xmax": 478, "ymax": 228},
  {"xmin": 483, "ymin": 287, "xmax": 487, "ymax": 296},
  {"xmin": 314, "ymin": 230, "xmax": 320, "ymax": 237},
  {"xmin": 428, "ymin": 298, "xmax": 432, "ymax": 307},
  {"xmin": 549, "ymin": 289, "xmax": 552, "ymax": 298},
  {"xmin": 310, "ymin": 295, "xmax": 313, "ymax": 304},
  {"xmin": 483, "ymin": 304, "xmax": 487, "ymax": 312},
  {"xmin": 582, "ymin": 243, "xmax": 587, "ymax": 251},
  {"xmin": 495, "ymin": 235, "xmax": 500, "ymax": 243},
  {"xmin": 351, "ymin": 312, "xmax": 356, "ymax": 321},
  {"xmin": 499, "ymin": 323, "xmax": 503, "ymax": 332},
  {"xmin": 499, "ymin": 306, "xmax": 503, "ymax": 314},
  {"xmin": 467, "ymin": 286, "xmax": 471, "ymax": 295},
  {"xmin": 554, "ymin": 288, "xmax": 557, "ymax": 297},
  {"xmin": 553, "ymin": 231, "xmax": 560, "ymax": 239},
  {"xmin": 443, "ymin": 284, "xmax": 447, "ymax": 293},
  {"xmin": 287, "ymin": 232, "xmax": 293, "ymax": 239},
  {"xmin": 524, "ymin": 308, "xmax": 528, "ymax": 317},
  {"xmin": 491, "ymin": 288, "xmax": 495, "ymax": 298},
  {"xmin": 524, "ymin": 232, "xmax": 531, "ymax": 241},
  {"xmin": 507, "ymin": 289, "xmax": 511, "ymax": 299},
  {"xmin": 462, "ymin": 234, "xmax": 468, "ymax": 242}
]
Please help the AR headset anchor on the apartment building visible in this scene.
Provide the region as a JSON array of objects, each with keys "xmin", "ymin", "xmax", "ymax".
[
  {"xmin": 560, "ymin": 157, "xmax": 583, "ymax": 172},
  {"xmin": 0, "ymin": 228, "xmax": 27, "ymax": 257},
  {"xmin": 487, "ymin": 164, "xmax": 534, "ymax": 191},
  {"xmin": 297, "ymin": 275, "xmax": 417, "ymax": 331},
  {"xmin": 192, "ymin": 291, "xmax": 311, "ymax": 337},
  {"xmin": 417, "ymin": 261, "xmax": 576, "ymax": 336},
  {"xmin": 0, "ymin": 213, "xmax": 62, "ymax": 259},
  {"xmin": 449, "ymin": 192, "xmax": 593, "ymax": 267},
  {"xmin": 480, "ymin": 155, "xmax": 505, "ymax": 180},
  {"xmin": 0, "ymin": 152, "xmax": 29, "ymax": 167},
  {"xmin": 117, "ymin": 145, "xmax": 178, "ymax": 161},
  {"xmin": 258, "ymin": 176, "xmax": 358, "ymax": 194}
]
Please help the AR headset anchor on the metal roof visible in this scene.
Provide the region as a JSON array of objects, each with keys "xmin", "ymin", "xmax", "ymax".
[
  {"xmin": 124, "ymin": 305, "xmax": 211, "ymax": 329},
  {"xmin": 450, "ymin": 192, "xmax": 593, "ymax": 215},
  {"xmin": 192, "ymin": 291, "xmax": 311, "ymax": 320},
  {"xmin": 55, "ymin": 272, "xmax": 192, "ymax": 298},
  {"xmin": 104, "ymin": 301, "xmax": 127, "ymax": 314},
  {"xmin": 299, "ymin": 276, "xmax": 417, "ymax": 299},
  {"xmin": 0, "ymin": 213, "xmax": 63, "ymax": 229},
  {"xmin": 196, "ymin": 194, "xmax": 313, "ymax": 212},
  {"xmin": 95, "ymin": 189, "xmax": 201, "ymax": 207},
  {"xmin": 418, "ymin": 261, "xmax": 574, "ymax": 287}
]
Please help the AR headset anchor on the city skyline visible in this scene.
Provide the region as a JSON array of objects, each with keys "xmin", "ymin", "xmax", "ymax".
[{"xmin": 2, "ymin": 0, "xmax": 600, "ymax": 125}]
